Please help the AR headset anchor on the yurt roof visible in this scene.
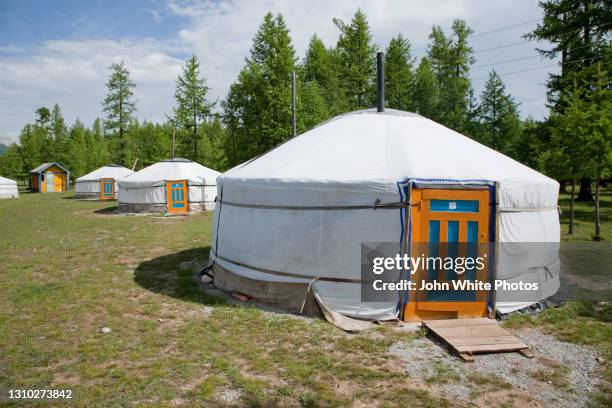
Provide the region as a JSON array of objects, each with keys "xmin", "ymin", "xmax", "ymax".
[
  {"xmin": 0, "ymin": 176, "xmax": 17, "ymax": 185},
  {"xmin": 220, "ymin": 108, "xmax": 558, "ymax": 208},
  {"xmin": 30, "ymin": 162, "xmax": 69, "ymax": 174},
  {"xmin": 76, "ymin": 165, "xmax": 134, "ymax": 182},
  {"xmin": 118, "ymin": 158, "xmax": 220, "ymax": 188}
]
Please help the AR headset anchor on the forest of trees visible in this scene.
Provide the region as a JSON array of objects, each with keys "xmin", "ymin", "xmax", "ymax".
[{"xmin": 0, "ymin": 2, "xmax": 610, "ymax": 236}]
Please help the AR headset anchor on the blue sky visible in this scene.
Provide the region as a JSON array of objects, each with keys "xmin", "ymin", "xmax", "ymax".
[
  {"xmin": 0, "ymin": 0, "xmax": 556, "ymax": 144},
  {"xmin": 0, "ymin": 0, "xmax": 184, "ymax": 44}
]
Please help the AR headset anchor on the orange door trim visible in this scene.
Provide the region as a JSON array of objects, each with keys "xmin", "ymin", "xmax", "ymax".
[
  {"xmin": 403, "ymin": 188, "xmax": 491, "ymax": 322},
  {"xmin": 166, "ymin": 180, "xmax": 189, "ymax": 213}
]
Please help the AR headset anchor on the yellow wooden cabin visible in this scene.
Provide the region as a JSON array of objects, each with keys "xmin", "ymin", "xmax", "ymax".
[{"xmin": 30, "ymin": 163, "xmax": 70, "ymax": 193}]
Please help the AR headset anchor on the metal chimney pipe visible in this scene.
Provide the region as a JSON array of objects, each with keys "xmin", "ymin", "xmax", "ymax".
[
  {"xmin": 291, "ymin": 71, "xmax": 297, "ymax": 137},
  {"xmin": 376, "ymin": 52, "xmax": 385, "ymax": 113}
]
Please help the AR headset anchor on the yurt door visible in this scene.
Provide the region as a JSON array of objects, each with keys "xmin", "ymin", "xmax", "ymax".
[
  {"xmin": 404, "ymin": 188, "xmax": 491, "ymax": 321},
  {"xmin": 166, "ymin": 180, "xmax": 188, "ymax": 213},
  {"xmin": 46, "ymin": 173, "xmax": 55, "ymax": 192},
  {"xmin": 100, "ymin": 178, "xmax": 115, "ymax": 200}
]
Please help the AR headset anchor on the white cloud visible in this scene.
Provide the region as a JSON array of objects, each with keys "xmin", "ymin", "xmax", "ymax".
[{"xmin": 0, "ymin": 0, "xmax": 557, "ymax": 143}]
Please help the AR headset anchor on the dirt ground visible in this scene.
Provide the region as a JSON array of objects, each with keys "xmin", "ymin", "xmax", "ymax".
[{"xmin": 389, "ymin": 325, "xmax": 604, "ymax": 407}]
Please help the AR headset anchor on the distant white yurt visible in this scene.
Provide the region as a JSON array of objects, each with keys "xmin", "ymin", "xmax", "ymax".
[
  {"xmin": 0, "ymin": 176, "xmax": 18, "ymax": 199},
  {"xmin": 209, "ymin": 109, "xmax": 560, "ymax": 326},
  {"xmin": 117, "ymin": 158, "xmax": 220, "ymax": 213},
  {"xmin": 75, "ymin": 165, "xmax": 134, "ymax": 200}
]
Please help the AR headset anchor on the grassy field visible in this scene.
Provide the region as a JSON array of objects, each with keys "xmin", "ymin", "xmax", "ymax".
[
  {"xmin": 558, "ymin": 188, "xmax": 611, "ymax": 241},
  {"xmin": 0, "ymin": 191, "xmax": 610, "ymax": 407},
  {"xmin": 0, "ymin": 193, "xmax": 445, "ymax": 407}
]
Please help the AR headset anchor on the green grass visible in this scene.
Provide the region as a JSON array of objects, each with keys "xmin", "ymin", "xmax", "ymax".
[
  {"xmin": 0, "ymin": 190, "xmax": 609, "ymax": 406},
  {"xmin": 0, "ymin": 192, "xmax": 434, "ymax": 407},
  {"xmin": 559, "ymin": 188, "xmax": 611, "ymax": 242}
]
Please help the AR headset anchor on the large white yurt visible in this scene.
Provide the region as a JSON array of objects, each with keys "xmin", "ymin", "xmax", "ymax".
[
  {"xmin": 117, "ymin": 158, "xmax": 220, "ymax": 213},
  {"xmin": 208, "ymin": 109, "xmax": 560, "ymax": 326},
  {"xmin": 75, "ymin": 165, "xmax": 134, "ymax": 200},
  {"xmin": 0, "ymin": 176, "xmax": 19, "ymax": 199}
]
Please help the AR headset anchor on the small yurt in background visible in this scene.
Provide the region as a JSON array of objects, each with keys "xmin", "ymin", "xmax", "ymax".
[
  {"xmin": 30, "ymin": 163, "xmax": 70, "ymax": 192},
  {"xmin": 0, "ymin": 176, "xmax": 18, "ymax": 199},
  {"xmin": 117, "ymin": 158, "xmax": 219, "ymax": 213},
  {"xmin": 208, "ymin": 108, "xmax": 560, "ymax": 326},
  {"xmin": 75, "ymin": 165, "xmax": 134, "ymax": 200}
]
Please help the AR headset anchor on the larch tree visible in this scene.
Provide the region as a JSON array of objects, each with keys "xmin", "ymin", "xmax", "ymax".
[
  {"xmin": 427, "ymin": 20, "xmax": 474, "ymax": 131},
  {"xmin": 526, "ymin": 0, "xmax": 612, "ymax": 201},
  {"xmin": 223, "ymin": 12, "xmax": 297, "ymax": 166},
  {"xmin": 477, "ymin": 70, "xmax": 521, "ymax": 155},
  {"xmin": 333, "ymin": 9, "xmax": 377, "ymax": 109},
  {"xmin": 102, "ymin": 61, "xmax": 137, "ymax": 167},
  {"xmin": 385, "ymin": 34, "xmax": 415, "ymax": 111},
  {"xmin": 173, "ymin": 54, "xmax": 215, "ymax": 162},
  {"xmin": 302, "ymin": 34, "xmax": 346, "ymax": 115},
  {"xmin": 412, "ymin": 57, "xmax": 439, "ymax": 119}
]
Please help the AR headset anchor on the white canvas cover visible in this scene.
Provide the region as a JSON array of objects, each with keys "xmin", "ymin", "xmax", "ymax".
[
  {"xmin": 210, "ymin": 109, "xmax": 560, "ymax": 321},
  {"xmin": 117, "ymin": 158, "xmax": 220, "ymax": 212},
  {"xmin": 0, "ymin": 176, "xmax": 18, "ymax": 199},
  {"xmin": 75, "ymin": 165, "xmax": 134, "ymax": 197}
]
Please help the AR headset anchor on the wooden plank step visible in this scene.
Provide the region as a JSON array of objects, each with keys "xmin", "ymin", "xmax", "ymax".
[
  {"xmin": 431, "ymin": 326, "xmax": 508, "ymax": 338},
  {"xmin": 423, "ymin": 318, "xmax": 494, "ymax": 328},
  {"xmin": 423, "ymin": 318, "xmax": 532, "ymax": 361}
]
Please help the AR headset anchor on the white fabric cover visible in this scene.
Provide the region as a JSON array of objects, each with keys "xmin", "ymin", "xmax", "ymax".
[
  {"xmin": 211, "ymin": 109, "xmax": 560, "ymax": 320},
  {"xmin": 75, "ymin": 166, "xmax": 134, "ymax": 195},
  {"xmin": 117, "ymin": 159, "xmax": 219, "ymax": 210},
  {"xmin": 0, "ymin": 176, "xmax": 18, "ymax": 199}
]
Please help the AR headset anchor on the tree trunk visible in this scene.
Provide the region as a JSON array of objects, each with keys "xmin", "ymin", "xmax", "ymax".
[
  {"xmin": 577, "ymin": 177, "xmax": 593, "ymax": 201},
  {"xmin": 569, "ymin": 180, "xmax": 576, "ymax": 235},
  {"xmin": 594, "ymin": 174, "xmax": 601, "ymax": 241},
  {"xmin": 559, "ymin": 180, "xmax": 567, "ymax": 194}
]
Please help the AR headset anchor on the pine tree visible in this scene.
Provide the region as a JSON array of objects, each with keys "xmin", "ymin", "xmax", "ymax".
[
  {"xmin": 413, "ymin": 57, "xmax": 439, "ymax": 118},
  {"xmin": 173, "ymin": 54, "xmax": 215, "ymax": 161},
  {"xmin": 385, "ymin": 34, "xmax": 415, "ymax": 111},
  {"xmin": 223, "ymin": 12, "xmax": 297, "ymax": 166},
  {"xmin": 0, "ymin": 143, "xmax": 24, "ymax": 180},
  {"xmin": 103, "ymin": 61, "xmax": 137, "ymax": 166},
  {"xmin": 333, "ymin": 9, "xmax": 377, "ymax": 109},
  {"xmin": 297, "ymin": 80, "xmax": 329, "ymax": 132},
  {"xmin": 87, "ymin": 119, "xmax": 110, "ymax": 170},
  {"xmin": 65, "ymin": 119, "xmax": 89, "ymax": 178},
  {"xmin": 525, "ymin": 0, "xmax": 612, "ymax": 107},
  {"xmin": 302, "ymin": 35, "xmax": 346, "ymax": 115},
  {"xmin": 427, "ymin": 20, "xmax": 474, "ymax": 130},
  {"xmin": 526, "ymin": 0, "xmax": 612, "ymax": 202},
  {"xmin": 477, "ymin": 70, "xmax": 521, "ymax": 154},
  {"xmin": 553, "ymin": 67, "xmax": 611, "ymax": 239},
  {"xmin": 49, "ymin": 104, "xmax": 68, "ymax": 163}
]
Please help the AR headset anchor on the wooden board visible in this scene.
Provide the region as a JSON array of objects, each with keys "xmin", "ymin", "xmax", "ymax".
[{"xmin": 423, "ymin": 318, "xmax": 533, "ymax": 361}]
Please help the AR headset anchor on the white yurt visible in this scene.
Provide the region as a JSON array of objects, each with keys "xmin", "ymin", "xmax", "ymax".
[
  {"xmin": 75, "ymin": 165, "xmax": 134, "ymax": 200},
  {"xmin": 0, "ymin": 176, "xmax": 19, "ymax": 199},
  {"xmin": 208, "ymin": 109, "xmax": 560, "ymax": 327},
  {"xmin": 117, "ymin": 158, "xmax": 220, "ymax": 213}
]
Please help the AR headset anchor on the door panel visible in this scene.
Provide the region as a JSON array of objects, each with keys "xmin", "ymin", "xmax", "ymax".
[
  {"xmin": 403, "ymin": 188, "xmax": 491, "ymax": 321},
  {"xmin": 166, "ymin": 180, "xmax": 188, "ymax": 213},
  {"xmin": 100, "ymin": 178, "xmax": 115, "ymax": 200},
  {"xmin": 46, "ymin": 173, "xmax": 54, "ymax": 192}
]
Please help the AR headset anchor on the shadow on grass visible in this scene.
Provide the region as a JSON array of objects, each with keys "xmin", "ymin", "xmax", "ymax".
[
  {"xmin": 94, "ymin": 206, "xmax": 119, "ymax": 214},
  {"xmin": 134, "ymin": 246, "xmax": 226, "ymax": 306}
]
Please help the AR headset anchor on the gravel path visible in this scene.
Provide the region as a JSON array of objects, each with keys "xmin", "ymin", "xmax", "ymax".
[{"xmin": 389, "ymin": 328, "xmax": 605, "ymax": 407}]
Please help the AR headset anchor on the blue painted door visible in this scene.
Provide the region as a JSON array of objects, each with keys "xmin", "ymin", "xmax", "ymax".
[{"xmin": 100, "ymin": 178, "xmax": 114, "ymax": 199}]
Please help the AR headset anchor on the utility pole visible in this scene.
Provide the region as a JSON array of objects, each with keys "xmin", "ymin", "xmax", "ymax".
[
  {"xmin": 171, "ymin": 129, "xmax": 176, "ymax": 159},
  {"xmin": 291, "ymin": 71, "xmax": 297, "ymax": 137}
]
